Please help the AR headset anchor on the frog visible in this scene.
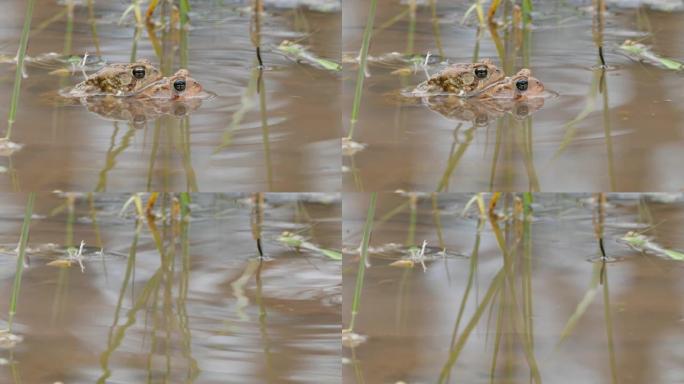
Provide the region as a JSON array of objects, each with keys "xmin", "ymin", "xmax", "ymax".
[
  {"xmin": 135, "ymin": 69, "xmax": 208, "ymax": 100},
  {"xmin": 475, "ymin": 68, "xmax": 545, "ymax": 100},
  {"xmin": 413, "ymin": 58, "xmax": 505, "ymax": 96},
  {"xmin": 64, "ymin": 59, "xmax": 162, "ymax": 97}
]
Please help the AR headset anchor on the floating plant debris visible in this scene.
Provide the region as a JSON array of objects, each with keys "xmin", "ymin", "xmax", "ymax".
[
  {"xmin": 619, "ymin": 40, "xmax": 684, "ymax": 71},
  {"xmin": 278, "ymin": 231, "xmax": 342, "ymax": 260},
  {"xmin": 0, "ymin": 330, "xmax": 23, "ymax": 349},
  {"xmin": 277, "ymin": 40, "xmax": 341, "ymax": 72},
  {"xmin": 342, "ymin": 329, "xmax": 368, "ymax": 348},
  {"xmin": 618, "ymin": 231, "xmax": 684, "ymax": 260},
  {"xmin": 342, "ymin": 138, "xmax": 367, "ymax": 156},
  {"xmin": 45, "ymin": 241, "xmax": 101, "ymax": 272}
]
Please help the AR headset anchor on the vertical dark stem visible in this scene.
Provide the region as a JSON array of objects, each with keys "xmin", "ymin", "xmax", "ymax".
[{"xmin": 252, "ymin": 193, "xmax": 264, "ymax": 257}]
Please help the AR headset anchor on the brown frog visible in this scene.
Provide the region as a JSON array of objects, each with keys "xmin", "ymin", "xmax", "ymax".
[
  {"xmin": 136, "ymin": 69, "xmax": 207, "ymax": 100},
  {"xmin": 65, "ymin": 59, "xmax": 162, "ymax": 97},
  {"xmin": 476, "ymin": 68, "xmax": 545, "ymax": 100},
  {"xmin": 414, "ymin": 59, "xmax": 505, "ymax": 96}
]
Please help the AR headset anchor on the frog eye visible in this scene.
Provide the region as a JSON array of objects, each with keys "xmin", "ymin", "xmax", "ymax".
[
  {"xmin": 132, "ymin": 66, "xmax": 146, "ymax": 79},
  {"xmin": 173, "ymin": 79, "xmax": 187, "ymax": 92},
  {"xmin": 516, "ymin": 79, "xmax": 529, "ymax": 91},
  {"xmin": 474, "ymin": 67, "xmax": 488, "ymax": 79}
]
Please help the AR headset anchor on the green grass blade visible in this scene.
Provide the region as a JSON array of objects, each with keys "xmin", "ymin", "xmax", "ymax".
[
  {"xmin": 4, "ymin": 0, "xmax": 36, "ymax": 140},
  {"xmin": 8, "ymin": 193, "xmax": 36, "ymax": 331},
  {"xmin": 347, "ymin": 0, "xmax": 378, "ymax": 140},
  {"xmin": 345, "ymin": 192, "xmax": 377, "ymax": 333}
]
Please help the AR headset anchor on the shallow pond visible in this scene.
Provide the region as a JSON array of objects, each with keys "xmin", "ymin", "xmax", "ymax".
[
  {"xmin": 343, "ymin": 193, "xmax": 684, "ymax": 383},
  {"xmin": 343, "ymin": 0, "xmax": 684, "ymax": 192},
  {"xmin": 0, "ymin": 1, "xmax": 341, "ymax": 192},
  {"xmin": 0, "ymin": 193, "xmax": 341, "ymax": 383}
]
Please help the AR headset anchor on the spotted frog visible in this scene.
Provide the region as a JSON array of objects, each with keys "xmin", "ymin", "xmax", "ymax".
[
  {"xmin": 65, "ymin": 59, "xmax": 162, "ymax": 97},
  {"xmin": 414, "ymin": 58, "xmax": 505, "ymax": 96},
  {"xmin": 136, "ymin": 69, "xmax": 208, "ymax": 100}
]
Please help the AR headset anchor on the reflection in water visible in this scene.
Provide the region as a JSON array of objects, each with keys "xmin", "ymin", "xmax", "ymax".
[
  {"xmin": 0, "ymin": 1, "xmax": 341, "ymax": 191},
  {"xmin": 0, "ymin": 193, "xmax": 341, "ymax": 383},
  {"xmin": 343, "ymin": 0, "xmax": 684, "ymax": 191},
  {"xmin": 343, "ymin": 193, "xmax": 684, "ymax": 383},
  {"xmin": 421, "ymin": 94, "xmax": 545, "ymax": 125},
  {"xmin": 82, "ymin": 96, "xmax": 203, "ymax": 127}
]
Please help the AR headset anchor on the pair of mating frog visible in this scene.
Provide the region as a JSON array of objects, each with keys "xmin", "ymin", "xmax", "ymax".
[
  {"xmin": 409, "ymin": 59, "xmax": 547, "ymax": 124},
  {"xmin": 63, "ymin": 59, "xmax": 209, "ymax": 124}
]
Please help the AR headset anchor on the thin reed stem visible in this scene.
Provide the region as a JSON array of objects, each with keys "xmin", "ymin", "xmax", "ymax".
[
  {"xmin": 347, "ymin": 0, "xmax": 378, "ymax": 140},
  {"xmin": 8, "ymin": 193, "xmax": 36, "ymax": 331},
  {"xmin": 87, "ymin": 0, "xmax": 101, "ymax": 56},
  {"xmin": 345, "ymin": 192, "xmax": 377, "ymax": 333},
  {"xmin": 4, "ymin": 0, "xmax": 36, "ymax": 140}
]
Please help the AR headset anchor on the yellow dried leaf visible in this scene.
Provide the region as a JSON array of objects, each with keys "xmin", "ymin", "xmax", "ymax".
[
  {"xmin": 47, "ymin": 259, "xmax": 73, "ymax": 268},
  {"xmin": 48, "ymin": 68, "xmax": 70, "ymax": 76},
  {"xmin": 390, "ymin": 259, "xmax": 415, "ymax": 268},
  {"xmin": 391, "ymin": 67, "xmax": 413, "ymax": 76}
]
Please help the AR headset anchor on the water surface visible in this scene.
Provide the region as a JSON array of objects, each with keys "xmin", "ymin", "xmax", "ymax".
[
  {"xmin": 0, "ymin": 1, "xmax": 341, "ymax": 191},
  {"xmin": 0, "ymin": 193, "xmax": 341, "ymax": 383},
  {"xmin": 343, "ymin": 0, "xmax": 684, "ymax": 191},
  {"xmin": 343, "ymin": 193, "xmax": 684, "ymax": 383}
]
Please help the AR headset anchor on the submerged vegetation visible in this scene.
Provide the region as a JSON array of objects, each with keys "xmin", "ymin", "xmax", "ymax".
[
  {"xmin": 342, "ymin": 0, "xmax": 683, "ymax": 192},
  {"xmin": 0, "ymin": 0, "xmax": 341, "ymax": 191},
  {"xmin": 0, "ymin": 192, "xmax": 341, "ymax": 382},
  {"xmin": 343, "ymin": 192, "xmax": 684, "ymax": 383}
]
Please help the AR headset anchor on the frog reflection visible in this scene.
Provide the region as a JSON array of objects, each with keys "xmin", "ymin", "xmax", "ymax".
[
  {"xmin": 81, "ymin": 96, "xmax": 202, "ymax": 127},
  {"xmin": 421, "ymin": 93, "xmax": 545, "ymax": 125}
]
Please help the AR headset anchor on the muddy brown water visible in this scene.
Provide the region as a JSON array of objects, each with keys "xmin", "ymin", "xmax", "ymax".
[
  {"xmin": 343, "ymin": 193, "xmax": 684, "ymax": 383},
  {"xmin": 0, "ymin": 193, "xmax": 341, "ymax": 383},
  {"xmin": 0, "ymin": 1, "xmax": 341, "ymax": 192},
  {"xmin": 343, "ymin": 0, "xmax": 684, "ymax": 192}
]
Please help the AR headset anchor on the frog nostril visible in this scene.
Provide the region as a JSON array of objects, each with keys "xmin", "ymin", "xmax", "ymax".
[
  {"xmin": 516, "ymin": 79, "xmax": 529, "ymax": 91},
  {"xmin": 173, "ymin": 80, "xmax": 186, "ymax": 92},
  {"xmin": 474, "ymin": 67, "xmax": 488, "ymax": 79},
  {"xmin": 132, "ymin": 66, "xmax": 146, "ymax": 79}
]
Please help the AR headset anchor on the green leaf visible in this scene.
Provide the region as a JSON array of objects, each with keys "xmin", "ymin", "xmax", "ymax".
[
  {"xmin": 619, "ymin": 41, "xmax": 684, "ymax": 71},
  {"xmin": 663, "ymin": 249, "xmax": 684, "ymax": 261},
  {"xmin": 320, "ymin": 249, "xmax": 342, "ymax": 260},
  {"xmin": 277, "ymin": 41, "xmax": 341, "ymax": 72}
]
